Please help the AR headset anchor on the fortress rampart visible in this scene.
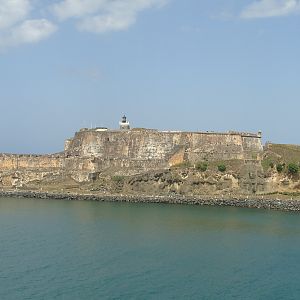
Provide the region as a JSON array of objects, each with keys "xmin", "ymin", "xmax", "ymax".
[{"xmin": 65, "ymin": 128, "xmax": 263, "ymax": 164}]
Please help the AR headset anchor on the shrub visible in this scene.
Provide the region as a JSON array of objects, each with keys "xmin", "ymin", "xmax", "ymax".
[
  {"xmin": 195, "ymin": 162, "xmax": 208, "ymax": 172},
  {"xmin": 262, "ymin": 158, "xmax": 274, "ymax": 172},
  {"xmin": 217, "ymin": 164, "xmax": 226, "ymax": 172},
  {"xmin": 173, "ymin": 161, "xmax": 191, "ymax": 168},
  {"xmin": 288, "ymin": 163, "xmax": 299, "ymax": 175},
  {"xmin": 269, "ymin": 162, "xmax": 274, "ymax": 168},
  {"xmin": 276, "ymin": 164, "xmax": 284, "ymax": 173}
]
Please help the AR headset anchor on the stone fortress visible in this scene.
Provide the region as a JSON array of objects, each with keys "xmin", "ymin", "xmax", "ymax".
[
  {"xmin": 65, "ymin": 115, "xmax": 263, "ymax": 164},
  {"xmin": 0, "ymin": 115, "xmax": 264, "ymax": 188}
]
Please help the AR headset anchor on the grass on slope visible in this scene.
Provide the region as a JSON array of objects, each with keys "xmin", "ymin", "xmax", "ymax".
[{"xmin": 262, "ymin": 143, "xmax": 300, "ymax": 172}]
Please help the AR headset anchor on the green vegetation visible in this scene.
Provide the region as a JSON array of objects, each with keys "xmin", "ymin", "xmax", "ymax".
[
  {"xmin": 172, "ymin": 161, "xmax": 191, "ymax": 168},
  {"xmin": 288, "ymin": 163, "xmax": 299, "ymax": 175},
  {"xmin": 276, "ymin": 163, "xmax": 284, "ymax": 173},
  {"xmin": 262, "ymin": 144, "xmax": 300, "ymax": 175},
  {"xmin": 217, "ymin": 164, "xmax": 226, "ymax": 172},
  {"xmin": 195, "ymin": 162, "xmax": 208, "ymax": 172},
  {"xmin": 262, "ymin": 158, "xmax": 275, "ymax": 172},
  {"xmin": 111, "ymin": 175, "xmax": 125, "ymax": 183},
  {"xmin": 267, "ymin": 144, "xmax": 300, "ymax": 164}
]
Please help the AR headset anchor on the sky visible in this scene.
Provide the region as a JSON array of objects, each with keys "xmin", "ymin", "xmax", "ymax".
[{"xmin": 0, "ymin": 0, "xmax": 300, "ymax": 154}]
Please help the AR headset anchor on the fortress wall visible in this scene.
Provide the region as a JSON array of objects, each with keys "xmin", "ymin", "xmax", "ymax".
[
  {"xmin": 66, "ymin": 130, "xmax": 263, "ymax": 165},
  {"xmin": 187, "ymin": 133, "xmax": 244, "ymax": 162},
  {"xmin": 0, "ymin": 155, "xmax": 65, "ymax": 187},
  {"xmin": 0, "ymin": 154, "xmax": 64, "ymax": 171},
  {"xmin": 241, "ymin": 136, "xmax": 264, "ymax": 160},
  {"xmin": 66, "ymin": 130, "xmax": 185, "ymax": 160},
  {"xmin": 64, "ymin": 156, "xmax": 170, "ymax": 177}
]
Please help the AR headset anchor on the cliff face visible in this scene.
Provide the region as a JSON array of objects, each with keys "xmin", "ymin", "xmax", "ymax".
[{"xmin": 2, "ymin": 128, "xmax": 298, "ymax": 197}]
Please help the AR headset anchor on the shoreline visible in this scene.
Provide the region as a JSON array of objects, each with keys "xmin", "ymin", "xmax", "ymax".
[{"xmin": 1, "ymin": 190, "xmax": 300, "ymax": 212}]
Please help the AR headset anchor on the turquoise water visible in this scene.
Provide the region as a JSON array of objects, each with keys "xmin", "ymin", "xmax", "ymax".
[{"xmin": 1, "ymin": 197, "xmax": 300, "ymax": 299}]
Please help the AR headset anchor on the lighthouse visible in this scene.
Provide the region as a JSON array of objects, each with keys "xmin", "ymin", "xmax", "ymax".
[{"xmin": 119, "ymin": 115, "xmax": 130, "ymax": 130}]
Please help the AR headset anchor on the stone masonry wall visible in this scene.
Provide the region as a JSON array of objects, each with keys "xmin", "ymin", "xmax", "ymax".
[
  {"xmin": 0, "ymin": 154, "xmax": 64, "ymax": 171},
  {"xmin": 0, "ymin": 154, "xmax": 64, "ymax": 187},
  {"xmin": 65, "ymin": 129, "xmax": 263, "ymax": 165}
]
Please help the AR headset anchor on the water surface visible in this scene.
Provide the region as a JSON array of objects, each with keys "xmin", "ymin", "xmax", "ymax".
[{"xmin": 0, "ymin": 197, "xmax": 300, "ymax": 299}]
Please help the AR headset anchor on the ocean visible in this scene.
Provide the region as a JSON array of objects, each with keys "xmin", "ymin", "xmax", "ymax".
[{"xmin": 1, "ymin": 197, "xmax": 300, "ymax": 299}]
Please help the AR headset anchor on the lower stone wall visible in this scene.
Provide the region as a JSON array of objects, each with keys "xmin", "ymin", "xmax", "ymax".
[
  {"xmin": 0, "ymin": 154, "xmax": 64, "ymax": 170},
  {"xmin": 0, "ymin": 154, "xmax": 65, "ymax": 187}
]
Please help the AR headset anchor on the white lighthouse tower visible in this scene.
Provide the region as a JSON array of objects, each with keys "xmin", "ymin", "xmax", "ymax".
[{"xmin": 119, "ymin": 115, "xmax": 130, "ymax": 130}]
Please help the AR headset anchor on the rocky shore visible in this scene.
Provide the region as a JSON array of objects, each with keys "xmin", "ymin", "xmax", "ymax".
[{"xmin": 1, "ymin": 190, "xmax": 300, "ymax": 212}]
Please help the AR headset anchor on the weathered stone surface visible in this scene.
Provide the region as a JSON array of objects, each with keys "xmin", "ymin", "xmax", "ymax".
[{"xmin": 65, "ymin": 129, "xmax": 263, "ymax": 163}]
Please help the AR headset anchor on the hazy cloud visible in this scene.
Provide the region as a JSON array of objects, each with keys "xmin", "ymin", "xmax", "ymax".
[
  {"xmin": 240, "ymin": 0, "xmax": 300, "ymax": 19},
  {"xmin": 0, "ymin": 0, "xmax": 31, "ymax": 30},
  {"xmin": 0, "ymin": 19, "xmax": 57, "ymax": 49},
  {"xmin": 0, "ymin": 0, "xmax": 56, "ymax": 50},
  {"xmin": 61, "ymin": 66, "xmax": 103, "ymax": 81},
  {"xmin": 52, "ymin": 0, "xmax": 107, "ymax": 20},
  {"xmin": 52, "ymin": 0, "xmax": 168, "ymax": 33}
]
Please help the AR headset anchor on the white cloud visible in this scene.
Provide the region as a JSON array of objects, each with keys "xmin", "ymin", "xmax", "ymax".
[
  {"xmin": 240, "ymin": 0, "xmax": 300, "ymax": 19},
  {"xmin": 78, "ymin": 13, "xmax": 136, "ymax": 33},
  {"xmin": 0, "ymin": 0, "xmax": 31, "ymax": 29},
  {"xmin": 0, "ymin": 0, "xmax": 57, "ymax": 50},
  {"xmin": 52, "ymin": 0, "xmax": 168, "ymax": 33},
  {"xmin": 0, "ymin": 0, "xmax": 168, "ymax": 49},
  {"xmin": 0, "ymin": 19, "xmax": 57, "ymax": 49},
  {"xmin": 52, "ymin": 0, "xmax": 107, "ymax": 20}
]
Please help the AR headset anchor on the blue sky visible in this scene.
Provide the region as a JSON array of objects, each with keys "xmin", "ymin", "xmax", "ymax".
[{"xmin": 0, "ymin": 0, "xmax": 300, "ymax": 153}]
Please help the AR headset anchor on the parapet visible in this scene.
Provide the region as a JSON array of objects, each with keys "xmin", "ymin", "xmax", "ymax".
[{"xmin": 228, "ymin": 131, "xmax": 262, "ymax": 138}]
